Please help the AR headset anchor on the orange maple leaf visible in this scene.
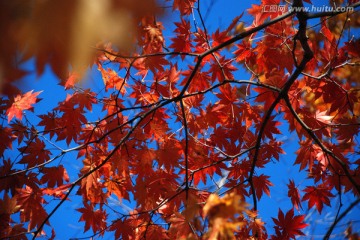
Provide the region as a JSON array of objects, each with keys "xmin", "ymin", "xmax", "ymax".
[{"xmin": 6, "ymin": 90, "xmax": 42, "ymax": 122}]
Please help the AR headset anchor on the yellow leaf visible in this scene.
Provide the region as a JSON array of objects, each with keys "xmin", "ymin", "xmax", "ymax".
[{"xmin": 203, "ymin": 193, "xmax": 247, "ymax": 239}]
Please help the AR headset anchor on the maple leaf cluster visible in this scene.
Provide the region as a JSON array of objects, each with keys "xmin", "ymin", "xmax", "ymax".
[{"xmin": 1, "ymin": 0, "xmax": 360, "ymax": 239}]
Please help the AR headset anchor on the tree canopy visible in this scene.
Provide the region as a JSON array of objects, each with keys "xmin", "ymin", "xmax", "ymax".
[{"xmin": 1, "ymin": 0, "xmax": 360, "ymax": 239}]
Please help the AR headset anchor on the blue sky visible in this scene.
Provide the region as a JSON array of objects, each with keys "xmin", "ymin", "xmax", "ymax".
[{"xmin": 4, "ymin": 0, "xmax": 360, "ymax": 239}]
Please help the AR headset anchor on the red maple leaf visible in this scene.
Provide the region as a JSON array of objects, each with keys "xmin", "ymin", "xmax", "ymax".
[
  {"xmin": 252, "ymin": 174, "xmax": 273, "ymax": 200},
  {"xmin": 17, "ymin": 186, "xmax": 49, "ymax": 231},
  {"xmin": 43, "ymin": 184, "xmax": 71, "ymax": 199},
  {"xmin": 172, "ymin": 0, "xmax": 196, "ymax": 15},
  {"xmin": 105, "ymin": 178, "xmax": 130, "ymax": 201},
  {"xmin": 234, "ymin": 41, "xmax": 254, "ymax": 62},
  {"xmin": 247, "ymin": 0, "xmax": 281, "ymax": 26},
  {"xmin": 302, "ymin": 185, "xmax": 334, "ymax": 213},
  {"xmin": 208, "ymin": 56, "xmax": 238, "ymax": 82},
  {"xmin": 181, "ymin": 66, "xmax": 212, "ymax": 92},
  {"xmin": 170, "ymin": 18, "xmax": 192, "ymax": 58},
  {"xmin": 294, "ymin": 140, "xmax": 319, "ymax": 171},
  {"xmin": 272, "ymin": 208, "xmax": 308, "ymax": 239},
  {"xmin": 18, "ymin": 138, "xmax": 51, "ymax": 168},
  {"xmin": 55, "ymin": 101, "xmax": 87, "ymax": 145},
  {"xmin": 65, "ymin": 90, "xmax": 98, "ymax": 111},
  {"xmin": 211, "ymin": 29, "xmax": 231, "ymax": 48},
  {"xmin": 40, "ymin": 166, "xmax": 70, "ymax": 188},
  {"xmin": 98, "ymin": 64, "xmax": 127, "ymax": 94},
  {"xmin": 0, "ymin": 126, "xmax": 15, "ymax": 156},
  {"xmin": 63, "ymin": 72, "xmax": 80, "ymax": 90},
  {"xmin": 287, "ymin": 180, "xmax": 302, "ymax": 211},
  {"xmin": 77, "ymin": 202, "xmax": 107, "ymax": 234},
  {"xmin": 0, "ymin": 193, "xmax": 20, "ymax": 214},
  {"xmin": 109, "ymin": 219, "xmax": 136, "ymax": 240},
  {"xmin": 256, "ymin": 115, "xmax": 281, "ymax": 140},
  {"xmin": 6, "ymin": 90, "xmax": 42, "ymax": 122}
]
